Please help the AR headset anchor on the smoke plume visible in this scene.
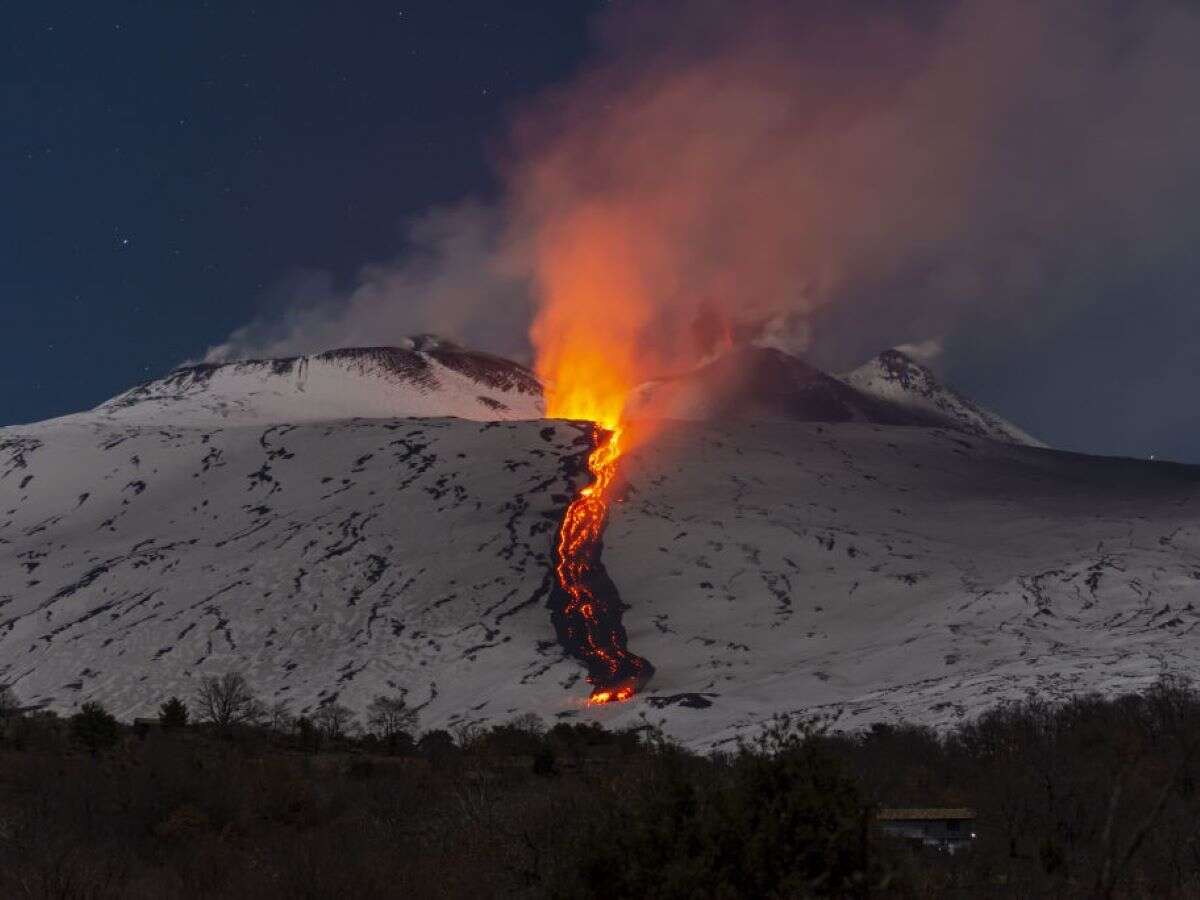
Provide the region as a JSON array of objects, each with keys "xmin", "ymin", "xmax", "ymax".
[
  {"xmin": 204, "ymin": 202, "xmax": 530, "ymax": 363},
  {"xmin": 208, "ymin": 0, "xmax": 1200, "ymax": 438}
]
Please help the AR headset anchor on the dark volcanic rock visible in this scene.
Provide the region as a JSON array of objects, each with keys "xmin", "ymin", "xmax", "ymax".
[{"xmin": 630, "ymin": 347, "xmax": 944, "ymax": 427}]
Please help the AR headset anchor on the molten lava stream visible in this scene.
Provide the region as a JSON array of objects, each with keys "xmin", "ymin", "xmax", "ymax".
[{"xmin": 552, "ymin": 423, "xmax": 652, "ymax": 705}]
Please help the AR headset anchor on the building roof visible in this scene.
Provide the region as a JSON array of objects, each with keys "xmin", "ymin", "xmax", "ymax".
[{"xmin": 877, "ymin": 808, "xmax": 975, "ymax": 821}]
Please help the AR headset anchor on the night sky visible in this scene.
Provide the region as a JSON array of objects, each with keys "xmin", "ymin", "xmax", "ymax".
[
  {"xmin": 2, "ymin": 1, "xmax": 598, "ymax": 426},
  {"xmin": 4, "ymin": 2, "xmax": 1199, "ymax": 464}
]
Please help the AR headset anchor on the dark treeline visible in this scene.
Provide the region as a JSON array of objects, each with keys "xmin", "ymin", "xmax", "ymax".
[{"xmin": 1, "ymin": 677, "xmax": 1199, "ymax": 898}]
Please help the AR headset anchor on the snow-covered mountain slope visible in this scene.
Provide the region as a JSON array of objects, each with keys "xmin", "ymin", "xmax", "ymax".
[
  {"xmin": 3, "ymin": 411, "xmax": 1198, "ymax": 749},
  {"xmin": 0, "ymin": 418, "xmax": 591, "ymax": 729},
  {"xmin": 628, "ymin": 347, "xmax": 956, "ymax": 428},
  {"xmin": 46, "ymin": 337, "xmax": 544, "ymax": 428},
  {"xmin": 841, "ymin": 349, "xmax": 1044, "ymax": 447},
  {"xmin": 606, "ymin": 422, "xmax": 1198, "ymax": 745}
]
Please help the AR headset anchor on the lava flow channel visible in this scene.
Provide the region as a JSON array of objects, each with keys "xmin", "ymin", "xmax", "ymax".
[{"xmin": 550, "ymin": 423, "xmax": 653, "ymax": 705}]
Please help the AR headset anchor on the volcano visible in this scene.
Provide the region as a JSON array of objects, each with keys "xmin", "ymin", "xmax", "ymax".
[
  {"xmin": 4, "ymin": 339, "xmax": 1195, "ymax": 748},
  {"xmin": 63, "ymin": 336, "xmax": 544, "ymax": 427},
  {"xmin": 626, "ymin": 346, "xmax": 1042, "ymax": 446},
  {"xmin": 841, "ymin": 348, "xmax": 1045, "ymax": 447}
]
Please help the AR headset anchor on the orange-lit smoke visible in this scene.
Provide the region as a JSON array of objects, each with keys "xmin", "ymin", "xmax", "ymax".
[
  {"xmin": 528, "ymin": 209, "xmax": 651, "ymax": 428},
  {"xmin": 206, "ymin": 0, "xmax": 1200, "ymax": 408},
  {"xmin": 514, "ymin": 3, "xmax": 918, "ymax": 402},
  {"xmin": 206, "ymin": 0, "xmax": 1200, "ymax": 418},
  {"xmin": 510, "ymin": 0, "xmax": 1200, "ymax": 393},
  {"xmin": 527, "ymin": 205, "xmax": 660, "ymax": 704}
]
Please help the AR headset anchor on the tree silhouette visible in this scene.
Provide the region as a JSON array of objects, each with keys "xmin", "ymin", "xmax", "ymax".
[
  {"xmin": 195, "ymin": 672, "xmax": 262, "ymax": 731},
  {"xmin": 71, "ymin": 701, "xmax": 120, "ymax": 753},
  {"xmin": 159, "ymin": 696, "xmax": 189, "ymax": 730},
  {"xmin": 366, "ymin": 694, "xmax": 418, "ymax": 752}
]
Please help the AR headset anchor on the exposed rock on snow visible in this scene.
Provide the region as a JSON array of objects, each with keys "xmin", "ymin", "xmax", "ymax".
[
  {"xmin": 3, "ymin": 406, "xmax": 1197, "ymax": 748},
  {"xmin": 27, "ymin": 338, "xmax": 1039, "ymax": 451},
  {"xmin": 628, "ymin": 346, "xmax": 1044, "ymax": 450},
  {"xmin": 0, "ymin": 417, "xmax": 592, "ymax": 731},
  {"xmin": 841, "ymin": 349, "xmax": 1044, "ymax": 447},
  {"xmin": 629, "ymin": 347, "xmax": 912, "ymax": 425},
  {"xmin": 46, "ymin": 339, "xmax": 544, "ymax": 427},
  {"xmin": 606, "ymin": 421, "xmax": 1197, "ymax": 746}
]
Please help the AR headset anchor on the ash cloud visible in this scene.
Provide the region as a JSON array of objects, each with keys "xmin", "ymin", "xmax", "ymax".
[
  {"xmin": 509, "ymin": 0, "xmax": 1200, "ymax": 374},
  {"xmin": 207, "ymin": 0, "xmax": 1200, "ymax": 457},
  {"xmin": 204, "ymin": 202, "xmax": 532, "ymax": 364}
]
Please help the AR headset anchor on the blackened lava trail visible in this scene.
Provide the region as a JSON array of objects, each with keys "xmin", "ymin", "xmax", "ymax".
[{"xmin": 550, "ymin": 424, "xmax": 653, "ymax": 704}]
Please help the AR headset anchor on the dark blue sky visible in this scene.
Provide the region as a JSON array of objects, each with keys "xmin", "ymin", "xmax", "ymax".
[
  {"xmin": 3, "ymin": 1, "xmax": 1198, "ymax": 464},
  {"xmin": 2, "ymin": 1, "xmax": 598, "ymax": 425}
]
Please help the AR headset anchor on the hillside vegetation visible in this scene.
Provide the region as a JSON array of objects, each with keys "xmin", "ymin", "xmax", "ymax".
[{"xmin": 2, "ymin": 677, "xmax": 1199, "ymax": 898}]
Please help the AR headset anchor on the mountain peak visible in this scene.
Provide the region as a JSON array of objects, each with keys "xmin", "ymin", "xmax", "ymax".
[
  {"xmin": 875, "ymin": 347, "xmax": 925, "ymax": 376},
  {"xmin": 64, "ymin": 340, "xmax": 545, "ymax": 427},
  {"xmin": 842, "ymin": 349, "xmax": 1044, "ymax": 447},
  {"xmin": 394, "ymin": 333, "xmax": 457, "ymax": 353},
  {"xmin": 627, "ymin": 344, "xmax": 1045, "ymax": 446},
  {"xmin": 630, "ymin": 345, "xmax": 944, "ymax": 427}
]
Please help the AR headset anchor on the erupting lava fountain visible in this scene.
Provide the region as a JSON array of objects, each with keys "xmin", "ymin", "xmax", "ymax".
[{"xmin": 533, "ymin": 277, "xmax": 655, "ymax": 704}]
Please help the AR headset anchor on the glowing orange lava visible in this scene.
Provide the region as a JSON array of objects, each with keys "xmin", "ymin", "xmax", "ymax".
[
  {"xmin": 552, "ymin": 421, "xmax": 649, "ymax": 704},
  {"xmin": 530, "ymin": 212, "xmax": 655, "ymax": 704}
]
